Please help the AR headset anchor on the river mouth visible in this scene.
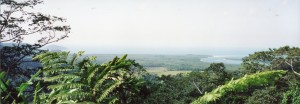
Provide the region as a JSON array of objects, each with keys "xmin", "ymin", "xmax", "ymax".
[{"xmin": 200, "ymin": 55, "xmax": 245, "ymax": 65}]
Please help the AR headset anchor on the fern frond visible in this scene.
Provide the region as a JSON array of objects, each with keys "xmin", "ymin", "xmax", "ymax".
[
  {"xmin": 95, "ymin": 65, "xmax": 112, "ymax": 83},
  {"xmin": 87, "ymin": 66, "xmax": 101, "ymax": 85},
  {"xmin": 93, "ymin": 70, "xmax": 117, "ymax": 92},
  {"xmin": 117, "ymin": 54, "xmax": 127, "ymax": 63},
  {"xmin": 108, "ymin": 97, "xmax": 118, "ymax": 104},
  {"xmin": 35, "ymin": 51, "xmax": 134, "ymax": 103},
  {"xmin": 33, "ymin": 81, "xmax": 42, "ymax": 104},
  {"xmin": 57, "ymin": 100, "xmax": 77, "ymax": 104},
  {"xmin": 69, "ymin": 51, "xmax": 84, "ymax": 65},
  {"xmin": 44, "ymin": 68, "xmax": 77, "ymax": 75},
  {"xmin": 44, "ymin": 74, "xmax": 80, "ymax": 82},
  {"xmin": 50, "ymin": 90, "xmax": 93, "ymax": 102},
  {"xmin": 192, "ymin": 70, "xmax": 286, "ymax": 104},
  {"xmin": 38, "ymin": 52, "xmax": 69, "ymax": 65},
  {"xmin": 48, "ymin": 83, "xmax": 88, "ymax": 90},
  {"xmin": 97, "ymin": 80, "xmax": 122, "ymax": 102}
]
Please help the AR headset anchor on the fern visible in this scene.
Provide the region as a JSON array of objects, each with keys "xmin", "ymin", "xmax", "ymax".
[
  {"xmin": 33, "ymin": 51, "xmax": 136, "ymax": 103},
  {"xmin": 192, "ymin": 70, "xmax": 286, "ymax": 104},
  {"xmin": 97, "ymin": 80, "xmax": 123, "ymax": 102},
  {"xmin": 47, "ymin": 83, "xmax": 87, "ymax": 90},
  {"xmin": 33, "ymin": 81, "xmax": 42, "ymax": 104},
  {"xmin": 44, "ymin": 74, "xmax": 80, "ymax": 82}
]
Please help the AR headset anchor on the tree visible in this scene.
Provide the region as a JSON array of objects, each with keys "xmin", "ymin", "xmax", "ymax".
[
  {"xmin": 0, "ymin": 44, "xmax": 45, "ymax": 86},
  {"xmin": 0, "ymin": 0, "xmax": 70, "ymax": 44},
  {"xmin": 239, "ymin": 46, "xmax": 300, "ymax": 104},
  {"xmin": 142, "ymin": 63, "xmax": 231, "ymax": 104},
  {"xmin": 112, "ymin": 59, "xmax": 147, "ymax": 103},
  {"xmin": 204, "ymin": 63, "xmax": 230, "ymax": 85},
  {"xmin": 245, "ymin": 86, "xmax": 282, "ymax": 104},
  {"xmin": 0, "ymin": 0, "xmax": 70, "ymax": 83},
  {"xmin": 242, "ymin": 46, "xmax": 300, "ymax": 75}
]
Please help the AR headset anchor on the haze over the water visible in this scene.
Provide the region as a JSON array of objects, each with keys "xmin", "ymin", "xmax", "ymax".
[{"xmin": 26, "ymin": 0, "xmax": 300, "ymax": 55}]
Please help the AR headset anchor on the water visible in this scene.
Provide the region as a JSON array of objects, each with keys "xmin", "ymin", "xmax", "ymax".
[{"xmin": 200, "ymin": 55, "xmax": 245, "ymax": 65}]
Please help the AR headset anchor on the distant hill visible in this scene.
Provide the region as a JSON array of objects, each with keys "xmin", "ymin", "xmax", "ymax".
[
  {"xmin": 0, "ymin": 43, "xmax": 14, "ymax": 48},
  {"xmin": 43, "ymin": 45, "xmax": 67, "ymax": 52},
  {"xmin": 0, "ymin": 43, "xmax": 67, "ymax": 52}
]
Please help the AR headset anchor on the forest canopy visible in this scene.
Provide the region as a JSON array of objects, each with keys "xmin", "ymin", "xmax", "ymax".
[{"xmin": 0, "ymin": 0, "xmax": 299, "ymax": 104}]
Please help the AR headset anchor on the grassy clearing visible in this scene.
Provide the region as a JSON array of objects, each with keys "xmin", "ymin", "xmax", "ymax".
[{"xmin": 146, "ymin": 67, "xmax": 192, "ymax": 76}]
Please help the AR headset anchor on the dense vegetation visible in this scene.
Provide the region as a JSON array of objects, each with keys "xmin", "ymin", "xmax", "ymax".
[
  {"xmin": 88, "ymin": 54, "xmax": 240, "ymax": 72},
  {"xmin": 90, "ymin": 54, "xmax": 213, "ymax": 71},
  {"xmin": 1, "ymin": 46, "xmax": 299, "ymax": 103},
  {"xmin": 1, "ymin": 0, "xmax": 299, "ymax": 103}
]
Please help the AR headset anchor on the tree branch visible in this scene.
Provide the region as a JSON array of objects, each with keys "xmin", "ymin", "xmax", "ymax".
[
  {"xmin": 285, "ymin": 59, "xmax": 300, "ymax": 76},
  {"xmin": 191, "ymin": 80, "xmax": 203, "ymax": 94}
]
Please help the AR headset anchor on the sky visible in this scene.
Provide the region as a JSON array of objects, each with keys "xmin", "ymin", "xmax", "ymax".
[{"xmin": 24, "ymin": 0, "xmax": 300, "ymax": 54}]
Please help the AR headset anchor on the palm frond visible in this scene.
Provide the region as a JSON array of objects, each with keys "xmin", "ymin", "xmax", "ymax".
[{"xmin": 192, "ymin": 70, "xmax": 286, "ymax": 104}]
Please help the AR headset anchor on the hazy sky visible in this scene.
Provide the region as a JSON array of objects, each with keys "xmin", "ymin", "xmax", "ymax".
[{"xmin": 26, "ymin": 0, "xmax": 300, "ymax": 54}]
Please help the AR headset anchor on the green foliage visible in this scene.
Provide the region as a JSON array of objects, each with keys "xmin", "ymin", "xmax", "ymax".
[
  {"xmin": 0, "ymin": 70, "xmax": 41, "ymax": 103},
  {"xmin": 33, "ymin": 51, "xmax": 144, "ymax": 103},
  {"xmin": 143, "ymin": 63, "xmax": 231, "ymax": 104},
  {"xmin": 204, "ymin": 63, "xmax": 231, "ymax": 86},
  {"xmin": 143, "ymin": 74, "xmax": 194, "ymax": 103},
  {"xmin": 1, "ymin": 46, "xmax": 299, "ymax": 104},
  {"xmin": 238, "ymin": 46, "xmax": 300, "ymax": 104},
  {"xmin": 0, "ymin": 0, "xmax": 70, "ymax": 93},
  {"xmin": 0, "ymin": 44, "xmax": 45, "ymax": 87},
  {"xmin": 242, "ymin": 46, "xmax": 300, "ymax": 75},
  {"xmin": 245, "ymin": 86, "xmax": 282, "ymax": 104},
  {"xmin": 0, "ymin": 72, "xmax": 11, "ymax": 103},
  {"xmin": 192, "ymin": 70, "xmax": 286, "ymax": 104},
  {"xmin": 281, "ymin": 86, "xmax": 300, "ymax": 104}
]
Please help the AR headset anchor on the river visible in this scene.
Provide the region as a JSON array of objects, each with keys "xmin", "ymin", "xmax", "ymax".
[{"xmin": 200, "ymin": 55, "xmax": 245, "ymax": 65}]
